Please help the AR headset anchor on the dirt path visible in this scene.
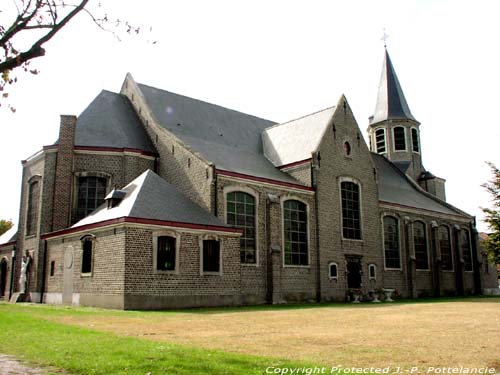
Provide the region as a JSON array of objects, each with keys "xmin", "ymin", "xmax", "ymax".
[{"xmin": 0, "ymin": 354, "xmax": 46, "ymax": 375}]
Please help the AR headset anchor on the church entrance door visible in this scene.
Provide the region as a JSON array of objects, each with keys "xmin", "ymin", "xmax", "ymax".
[
  {"xmin": 346, "ymin": 256, "xmax": 362, "ymax": 289},
  {"xmin": 0, "ymin": 259, "xmax": 7, "ymax": 298}
]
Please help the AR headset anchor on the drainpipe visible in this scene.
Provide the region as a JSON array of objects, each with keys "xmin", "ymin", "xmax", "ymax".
[
  {"xmin": 469, "ymin": 220, "xmax": 482, "ymax": 295},
  {"xmin": 311, "ymin": 155, "xmax": 321, "ymax": 302},
  {"xmin": 40, "ymin": 240, "xmax": 48, "ymax": 304},
  {"xmin": 9, "ymin": 245, "xmax": 16, "ymax": 300}
]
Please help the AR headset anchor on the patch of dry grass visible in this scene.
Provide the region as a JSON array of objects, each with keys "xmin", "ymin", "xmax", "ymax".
[{"xmin": 55, "ymin": 299, "xmax": 500, "ymax": 370}]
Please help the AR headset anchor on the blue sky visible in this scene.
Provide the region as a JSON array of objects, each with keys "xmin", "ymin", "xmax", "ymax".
[{"xmin": 1, "ymin": 0, "xmax": 499, "ymax": 232}]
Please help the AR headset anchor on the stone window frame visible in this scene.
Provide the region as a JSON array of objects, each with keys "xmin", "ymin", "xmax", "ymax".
[
  {"xmin": 328, "ymin": 262, "xmax": 338, "ymax": 280},
  {"xmin": 152, "ymin": 230, "xmax": 181, "ymax": 275},
  {"xmin": 72, "ymin": 171, "xmax": 112, "ymax": 224},
  {"xmin": 411, "ymin": 127, "xmax": 420, "ymax": 153},
  {"xmin": 413, "ymin": 220, "xmax": 430, "ymax": 271},
  {"xmin": 381, "ymin": 213, "xmax": 402, "ymax": 271},
  {"xmin": 392, "ymin": 126, "xmax": 407, "ymax": 152},
  {"xmin": 199, "ymin": 234, "xmax": 223, "ymax": 276},
  {"xmin": 374, "ymin": 127, "xmax": 387, "ymax": 154},
  {"xmin": 368, "ymin": 263, "xmax": 377, "ymax": 280},
  {"xmin": 339, "ymin": 177, "xmax": 363, "ymax": 241},
  {"xmin": 438, "ymin": 225, "xmax": 454, "ymax": 272},
  {"xmin": 80, "ymin": 234, "xmax": 96, "ymax": 277},
  {"xmin": 459, "ymin": 228, "xmax": 473, "ymax": 273},
  {"xmin": 280, "ymin": 195, "xmax": 311, "ymax": 268},
  {"xmin": 223, "ymin": 185, "xmax": 259, "ymax": 267},
  {"xmin": 25, "ymin": 175, "xmax": 42, "ymax": 238}
]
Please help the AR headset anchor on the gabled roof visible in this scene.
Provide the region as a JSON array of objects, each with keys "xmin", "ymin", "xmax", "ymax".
[
  {"xmin": 262, "ymin": 107, "xmax": 335, "ymax": 167},
  {"xmin": 73, "ymin": 170, "xmax": 231, "ymax": 229},
  {"xmin": 370, "ymin": 49, "xmax": 417, "ymax": 125},
  {"xmin": 372, "ymin": 153, "xmax": 468, "ymax": 217},
  {"xmin": 71, "ymin": 90, "xmax": 156, "ymax": 153},
  {"xmin": 136, "ymin": 83, "xmax": 302, "ymax": 185},
  {"xmin": 0, "ymin": 224, "xmax": 17, "ymax": 246}
]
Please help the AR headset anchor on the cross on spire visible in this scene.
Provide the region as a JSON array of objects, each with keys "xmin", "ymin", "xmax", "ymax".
[{"xmin": 381, "ymin": 28, "xmax": 389, "ymax": 48}]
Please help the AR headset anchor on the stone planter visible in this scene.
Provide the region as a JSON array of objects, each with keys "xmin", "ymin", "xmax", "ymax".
[
  {"xmin": 382, "ymin": 288, "xmax": 395, "ymax": 302},
  {"xmin": 370, "ymin": 291, "xmax": 381, "ymax": 303}
]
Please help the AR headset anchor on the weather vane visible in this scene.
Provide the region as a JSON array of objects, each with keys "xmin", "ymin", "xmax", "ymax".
[{"xmin": 381, "ymin": 28, "xmax": 389, "ymax": 48}]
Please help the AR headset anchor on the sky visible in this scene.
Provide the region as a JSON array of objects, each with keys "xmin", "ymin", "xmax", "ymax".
[{"xmin": 1, "ymin": 0, "xmax": 499, "ymax": 233}]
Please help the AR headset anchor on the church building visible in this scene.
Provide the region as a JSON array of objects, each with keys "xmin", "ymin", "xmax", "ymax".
[{"xmin": 0, "ymin": 49, "xmax": 497, "ymax": 309}]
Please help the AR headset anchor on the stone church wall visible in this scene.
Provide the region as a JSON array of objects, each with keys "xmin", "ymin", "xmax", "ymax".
[{"xmin": 216, "ymin": 176, "xmax": 318, "ymax": 304}]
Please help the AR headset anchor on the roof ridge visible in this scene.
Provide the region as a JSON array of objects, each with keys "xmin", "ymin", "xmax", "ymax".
[
  {"xmin": 137, "ymin": 83, "xmax": 276, "ymax": 125},
  {"xmin": 264, "ymin": 105, "xmax": 336, "ymax": 131}
]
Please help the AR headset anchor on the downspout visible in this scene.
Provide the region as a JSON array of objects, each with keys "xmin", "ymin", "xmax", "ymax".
[
  {"xmin": 9, "ymin": 245, "xmax": 16, "ymax": 300},
  {"xmin": 40, "ymin": 240, "xmax": 48, "ymax": 303},
  {"xmin": 212, "ymin": 166, "xmax": 218, "ymax": 217},
  {"xmin": 265, "ymin": 196, "xmax": 273, "ymax": 303},
  {"xmin": 311, "ymin": 155, "xmax": 321, "ymax": 302},
  {"xmin": 469, "ymin": 220, "xmax": 482, "ymax": 295},
  {"xmin": 430, "ymin": 221, "xmax": 440, "ymax": 297},
  {"xmin": 453, "ymin": 225, "xmax": 464, "ymax": 296}
]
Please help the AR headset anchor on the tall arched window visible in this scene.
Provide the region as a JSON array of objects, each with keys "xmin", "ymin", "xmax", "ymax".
[
  {"xmin": 283, "ymin": 200, "xmax": 308, "ymax": 266},
  {"xmin": 383, "ymin": 216, "xmax": 401, "ymax": 269},
  {"xmin": 414, "ymin": 221, "xmax": 429, "ymax": 270},
  {"xmin": 26, "ymin": 178, "xmax": 41, "ymax": 236},
  {"xmin": 460, "ymin": 229, "xmax": 473, "ymax": 272},
  {"xmin": 226, "ymin": 191, "xmax": 256, "ymax": 264},
  {"xmin": 375, "ymin": 128, "xmax": 386, "ymax": 154},
  {"xmin": 393, "ymin": 127, "xmax": 406, "ymax": 151},
  {"xmin": 74, "ymin": 176, "xmax": 107, "ymax": 223},
  {"xmin": 411, "ymin": 128, "xmax": 420, "ymax": 152},
  {"xmin": 341, "ymin": 181, "xmax": 361, "ymax": 239},
  {"xmin": 438, "ymin": 226, "xmax": 453, "ymax": 271}
]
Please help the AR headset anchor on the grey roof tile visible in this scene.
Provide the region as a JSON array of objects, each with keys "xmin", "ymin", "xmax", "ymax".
[
  {"xmin": 372, "ymin": 153, "xmax": 467, "ymax": 216},
  {"xmin": 73, "ymin": 170, "xmax": 230, "ymax": 229},
  {"xmin": 72, "ymin": 90, "xmax": 156, "ymax": 153},
  {"xmin": 371, "ymin": 49, "xmax": 417, "ymax": 125},
  {"xmin": 137, "ymin": 84, "xmax": 303, "ymax": 184}
]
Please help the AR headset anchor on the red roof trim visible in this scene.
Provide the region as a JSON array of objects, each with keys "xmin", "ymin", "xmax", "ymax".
[
  {"xmin": 216, "ymin": 169, "xmax": 314, "ymax": 191},
  {"xmin": 43, "ymin": 145, "xmax": 157, "ymax": 157},
  {"xmin": 379, "ymin": 201, "xmax": 470, "ymax": 219},
  {"xmin": 42, "ymin": 216, "xmax": 241, "ymax": 240},
  {"xmin": 0, "ymin": 240, "xmax": 16, "ymax": 248},
  {"xmin": 278, "ymin": 158, "xmax": 312, "ymax": 170}
]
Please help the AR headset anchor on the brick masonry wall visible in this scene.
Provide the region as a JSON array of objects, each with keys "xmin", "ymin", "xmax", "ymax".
[
  {"xmin": 216, "ymin": 176, "xmax": 318, "ymax": 303},
  {"xmin": 281, "ymin": 163, "xmax": 312, "ymax": 186},
  {"xmin": 123, "ymin": 227, "xmax": 242, "ymax": 309},
  {"xmin": 121, "ymin": 76, "xmax": 214, "ymax": 212},
  {"xmin": 0, "ymin": 245, "xmax": 14, "ymax": 299},
  {"xmin": 45, "ymin": 227, "xmax": 127, "ymax": 308},
  {"xmin": 315, "ymin": 97, "xmax": 383, "ymax": 301}
]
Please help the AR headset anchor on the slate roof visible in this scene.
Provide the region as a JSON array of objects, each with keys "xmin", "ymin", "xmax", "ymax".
[
  {"xmin": 0, "ymin": 224, "xmax": 17, "ymax": 246},
  {"xmin": 68, "ymin": 90, "xmax": 156, "ymax": 153},
  {"xmin": 372, "ymin": 153, "xmax": 467, "ymax": 216},
  {"xmin": 136, "ymin": 83, "xmax": 302, "ymax": 184},
  {"xmin": 370, "ymin": 49, "xmax": 417, "ymax": 125},
  {"xmin": 73, "ymin": 170, "xmax": 231, "ymax": 229},
  {"xmin": 262, "ymin": 107, "xmax": 335, "ymax": 167}
]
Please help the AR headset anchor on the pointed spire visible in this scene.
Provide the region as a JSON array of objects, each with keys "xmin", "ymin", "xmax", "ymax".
[{"xmin": 370, "ymin": 49, "xmax": 416, "ymax": 125}]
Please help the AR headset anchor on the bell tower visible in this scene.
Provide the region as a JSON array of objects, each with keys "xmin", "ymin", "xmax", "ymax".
[{"xmin": 368, "ymin": 48, "xmax": 446, "ymax": 200}]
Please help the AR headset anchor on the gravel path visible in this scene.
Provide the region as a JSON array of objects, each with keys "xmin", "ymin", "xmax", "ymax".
[{"xmin": 0, "ymin": 354, "xmax": 45, "ymax": 375}]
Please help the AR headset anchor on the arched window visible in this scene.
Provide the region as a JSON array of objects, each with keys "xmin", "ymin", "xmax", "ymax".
[
  {"xmin": 283, "ymin": 200, "xmax": 308, "ymax": 266},
  {"xmin": 411, "ymin": 128, "xmax": 420, "ymax": 152},
  {"xmin": 383, "ymin": 216, "xmax": 401, "ymax": 269},
  {"xmin": 368, "ymin": 264, "xmax": 377, "ymax": 280},
  {"xmin": 393, "ymin": 127, "xmax": 406, "ymax": 151},
  {"xmin": 81, "ymin": 235, "xmax": 95, "ymax": 274},
  {"xmin": 341, "ymin": 181, "xmax": 361, "ymax": 239},
  {"xmin": 460, "ymin": 229, "xmax": 473, "ymax": 272},
  {"xmin": 438, "ymin": 226, "xmax": 453, "ymax": 271},
  {"xmin": 26, "ymin": 178, "xmax": 40, "ymax": 236},
  {"xmin": 226, "ymin": 191, "xmax": 256, "ymax": 264},
  {"xmin": 329, "ymin": 262, "xmax": 338, "ymax": 279},
  {"xmin": 414, "ymin": 221, "xmax": 429, "ymax": 270},
  {"xmin": 375, "ymin": 128, "xmax": 386, "ymax": 154},
  {"xmin": 74, "ymin": 175, "xmax": 107, "ymax": 222}
]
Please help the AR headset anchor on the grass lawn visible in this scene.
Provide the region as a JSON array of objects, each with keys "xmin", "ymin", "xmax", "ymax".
[{"xmin": 0, "ymin": 297, "xmax": 499, "ymax": 374}]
